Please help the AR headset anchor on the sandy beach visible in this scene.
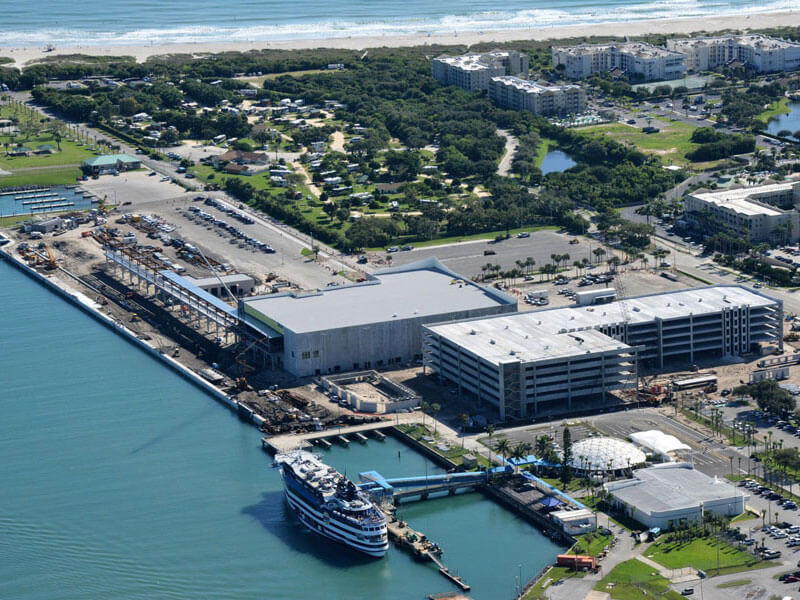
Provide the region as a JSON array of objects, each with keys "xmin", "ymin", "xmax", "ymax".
[{"xmin": 2, "ymin": 10, "xmax": 799, "ymax": 68}]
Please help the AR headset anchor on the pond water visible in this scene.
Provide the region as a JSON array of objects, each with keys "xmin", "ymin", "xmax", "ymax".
[
  {"xmin": 540, "ymin": 149, "xmax": 576, "ymax": 175},
  {"xmin": 766, "ymin": 101, "xmax": 800, "ymax": 139}
]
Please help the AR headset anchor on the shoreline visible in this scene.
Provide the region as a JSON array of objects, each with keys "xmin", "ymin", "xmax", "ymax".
[{"xmin": 2, "ymin": 10, "xmax": 799, "ymax": 69}]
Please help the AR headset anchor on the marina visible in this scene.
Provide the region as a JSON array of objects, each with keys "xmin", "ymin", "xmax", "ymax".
[{"xmin": 0, "ymin": 257, "xmax": 567, "ymax": 599}]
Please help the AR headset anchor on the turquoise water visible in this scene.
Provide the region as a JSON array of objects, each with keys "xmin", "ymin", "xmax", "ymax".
[
  {"xmin": 0, "ymin": 259, "xmax": 563, "ymax": 600},
  {"xmin": 540, "ymin": 149, "xmax": 576, "ymax": 175},
  {"xmin": 766, "ymin": 101, "xmax": 800, "ymax": 139},
  {"xmin": 0, "ymin": 0, "xmax": 786, "ymax": 46},
  {"xmin": 0, "ymin": 186, "xmax": 93, "ymax": 217}
]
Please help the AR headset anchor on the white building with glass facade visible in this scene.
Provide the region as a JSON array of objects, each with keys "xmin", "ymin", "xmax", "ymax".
[
  {"xmin": 551, "ymin": 42, "xmax": 686, "ymax": 81},
  {"xmin": 667, "ymin": 34, "xmax": 800, "ymax": 73}
]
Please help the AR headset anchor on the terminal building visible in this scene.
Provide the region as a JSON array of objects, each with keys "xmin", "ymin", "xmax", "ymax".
[
  {"xmin": 488, "ymin": 76, "xmax": 586, "ymax": 116},
  {"xmin": 684, "ymin": 181, "xmax": 800, "ymax": 244},
  {"xmin": 239, "ymin": 258, "xmax": 516, "ymax": 377},
  {"xmin": 667, "ymin": 34, "xmax": 800, "ymax": 73},
  {"xmin": 551, "ymin": 42, "xmax": 686, "ymax": 81},
  {"xmin": 604, "ymin": 463, "xmax": 748, "ymax": 529},
  {"xmin": 423, "ymin": 286, "xmax": 782, "ymax": 420},
  {"xmin": 432, "ymin": 50, "xmax": 529, "ymax": 92}
]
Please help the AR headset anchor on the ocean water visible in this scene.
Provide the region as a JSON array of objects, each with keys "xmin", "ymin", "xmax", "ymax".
[
  {"xmin": 0, "ymin": 259, "xmax": 563, "ymax": 600},
  {"xmin": 0, "ymin": 0, "xmax": 792, "ymax": 47}
]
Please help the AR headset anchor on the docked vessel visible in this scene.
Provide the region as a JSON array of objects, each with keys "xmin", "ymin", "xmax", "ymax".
[{"xmin": 274, "ymin": 449, "xmax": 389, "ymax": 558}]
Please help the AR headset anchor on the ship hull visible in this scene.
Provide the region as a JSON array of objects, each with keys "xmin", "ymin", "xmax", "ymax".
[{"xmin": 284, "ymin": 482, "xmax": 389, "ymax": 558}]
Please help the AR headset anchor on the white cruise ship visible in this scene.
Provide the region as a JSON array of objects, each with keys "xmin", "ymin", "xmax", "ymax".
[{"xmin": 274, "ymin": 449, "xmax": 389, "ymax": 558}]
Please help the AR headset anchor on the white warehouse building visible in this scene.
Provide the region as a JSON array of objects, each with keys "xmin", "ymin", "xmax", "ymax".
[
  {"xmin": 605, "ymin": 463, "xmax": 748, "ymax": 530},
  {"xmin": 423, "ymin": 286, "xmax": 781, "ymax": 420},
  {"xmin": 239, "ymin": 258, "xmax": 516, "ymax": 377}
]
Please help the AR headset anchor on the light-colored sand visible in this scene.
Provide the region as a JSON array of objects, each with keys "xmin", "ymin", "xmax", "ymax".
[{"xmin": 3, "ymin": 11, "xmax": 799, "ymax": 69}]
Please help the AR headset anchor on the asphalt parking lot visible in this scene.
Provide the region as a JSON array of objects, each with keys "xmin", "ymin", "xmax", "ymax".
[
  {"xmin": 387, "ymin": 230, "xmax": 598, "ymax": 280},
  {"xmin": 81, "ymin": 170, "xmax": 186, "ymax": 205},
  {"xmin": 142, "ymin": 195, "xmax": 348, "ymax": 290}
]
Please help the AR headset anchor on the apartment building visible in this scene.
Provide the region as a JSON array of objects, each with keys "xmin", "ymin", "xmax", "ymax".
[
  {"xmin": 432, "ymin": 50, "xmax": 530, "ymax": 92},
  {"xmin": 488, "ymin": 76, "xmax": 586, "ymax": 115},
  {"xmin": 667, "ymin": 34, "xmax": 800, "ymax": 73},
  {"xmin": 684, "ymin": 182, "xmax": 800, "ymax": 244},
  {"xmin": 551, "ymin": 42, "xmax": 686, "ymax": 81}
]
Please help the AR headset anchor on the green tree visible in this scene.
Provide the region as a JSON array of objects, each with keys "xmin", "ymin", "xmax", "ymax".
[{"xmin": 561, "ymin": 426, "xmax": 573, "ymax": 485}]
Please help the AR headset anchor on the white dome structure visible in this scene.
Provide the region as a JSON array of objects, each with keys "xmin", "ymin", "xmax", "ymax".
[{"xmin": 569, "ymin": 437, "xmax": 646, "ymax": 474}]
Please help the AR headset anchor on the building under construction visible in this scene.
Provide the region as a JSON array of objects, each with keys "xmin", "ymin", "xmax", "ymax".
[{"xmin": 422, "ymin": 286, "xmax": 782, "ymax": 420}]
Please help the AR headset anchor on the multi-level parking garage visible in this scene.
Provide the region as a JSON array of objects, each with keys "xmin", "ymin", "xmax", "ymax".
[{"xmin": 423, "ymin": 286, "xmax": 782, "ymax": 420}]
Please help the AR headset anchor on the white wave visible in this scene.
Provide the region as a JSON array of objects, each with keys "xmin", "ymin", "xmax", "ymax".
[{"xmin": 0, "ymin": 0, "xmax": 795, "ymax": 47}]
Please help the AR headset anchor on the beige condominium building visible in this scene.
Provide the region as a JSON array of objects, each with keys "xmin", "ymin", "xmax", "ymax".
[
  {"xmin": 684, "ymin": 181, "xmax": 800, "ymax": 244},
  {"xmin": 432, "ymin": 50, "xmax": 529, "ymax": 92},
  {"xmin": 551, "ymin": 42, "xmax": 686, "ymax": 81},
  {"xmin": 488, "ymin": 76, "xmax": 586, "ymax": 115},
  {"xmin": 667, "ymin": 34, "xmax": 800, "ymax": 73}
]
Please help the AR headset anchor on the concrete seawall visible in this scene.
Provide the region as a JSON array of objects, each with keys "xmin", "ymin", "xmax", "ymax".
[{"xmin": 0, "ymin": 239, "xmax": 264, "ymax": 424}]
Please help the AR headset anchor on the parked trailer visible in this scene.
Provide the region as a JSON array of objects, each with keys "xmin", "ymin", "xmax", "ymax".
[{"xmin": 672, "ymin": 375, "xmax": 717, "ymax": 392}]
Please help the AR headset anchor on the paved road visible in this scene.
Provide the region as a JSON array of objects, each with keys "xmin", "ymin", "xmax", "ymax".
[{"xmin": 496, "ymin": 129, "xmax": 518, "ymax": 177}]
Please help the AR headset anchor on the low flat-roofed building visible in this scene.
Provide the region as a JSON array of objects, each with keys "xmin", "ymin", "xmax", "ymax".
[
  {"xmin": 667, "ymin": 34, "xmax": 800, "ymax": 73},
  {"xmin": 488, "ymin": 76, "xmax": 586, "ymax": 115},
  {"xmin": 684, "ymin": 181, "xmax": 800, "ymax": 243},
  {"xmin": 240, "ymin": 257, "xmax": 516, "ymax": 376},
  {"xmin": 423, "ymin": 286, "xmax": 781, "ymax": 419},
  {"xmin": 185, "ymin": 273, "xmax": 255, "ymax": 297},
  {"xmin": 82, "ymin": 153, "xmax": 141, "ymax": 174},
  {"xmin": 551, "ymin": 509, "xmax": 598, "ymax": 535},
  {"xmin": 604, "ymin": 463, "xmax": 748, "ymax": 529}
]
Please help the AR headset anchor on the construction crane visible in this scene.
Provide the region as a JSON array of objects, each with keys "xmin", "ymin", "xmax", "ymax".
[{"xmin": 44, "ymin": 244, "xmax": 57, "ymax": 269}]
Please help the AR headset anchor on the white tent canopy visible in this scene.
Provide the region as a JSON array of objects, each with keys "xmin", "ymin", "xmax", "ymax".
[{"xmin": 630, "ymin": 430, "xmax": 690, "ymax": 459}]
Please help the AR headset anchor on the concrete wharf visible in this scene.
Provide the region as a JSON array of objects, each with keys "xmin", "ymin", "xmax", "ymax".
[{"xmin": 261, "ymin": 420, "xmax": 397, "ymax": 454}]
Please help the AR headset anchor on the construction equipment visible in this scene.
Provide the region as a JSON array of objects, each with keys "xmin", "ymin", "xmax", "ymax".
[{"xmin": 44, "ymin": 244, "xmax": 57, "ymax": 269}]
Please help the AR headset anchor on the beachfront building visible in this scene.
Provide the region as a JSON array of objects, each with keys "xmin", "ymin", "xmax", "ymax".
[
  {"xmin": 81, "ymin": 154, "xmax": 142, "ymax": 175},
  {"xmin": 239, "ymin": 258, "xmax": 516, "ymax": 377},
  {"xmin": 432, "ymin": 50, "xmax": 530, "ymax": 92},
  {"xmin": 667, "ymin": 34, "xmax": 800, "ymax": 73},
  {"xmin": 604, "ymin": 463, "xmax": 747, "ymax": 529},
  {"xmin": 423, "ymin": 286, "xmax": 782, "ymax": 419},
  {"xmin": 551, "ymin": 42, "xmax": 686, "ymax": 81},
  {"xmin": 488, "ymin": 76, "xmax": 586, "ymax": 116},
  {"xmin": 684, "ymin": 181, "xmax": 800, "ymax": 244}
]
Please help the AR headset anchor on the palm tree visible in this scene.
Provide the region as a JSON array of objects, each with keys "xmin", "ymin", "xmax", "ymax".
[
  {"xmin": 494, "ymin": 438, "xmax": 511, "ymax": 463},
  {"xmin": 593, "ymin": 248, "xmax": 606, "ymax": 264}
]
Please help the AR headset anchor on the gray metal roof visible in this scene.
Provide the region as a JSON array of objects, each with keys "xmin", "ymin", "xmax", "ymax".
[
  {"xmin": 605, "ymin": 464, "xmax": 745, "ymax": 514},
  {"xmin": 242, "ymin": 258, "xmax": 515, "ymax": 334}
]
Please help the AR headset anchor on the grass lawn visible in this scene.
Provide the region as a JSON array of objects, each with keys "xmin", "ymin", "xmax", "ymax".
[
  {"xmin": 534, "ymin": 138, "xmax": 551, "ymax": 167},
  {"xmin": 595, "ymin": 559, "xmax": 684, "ymax": 600},
  {"xmin": 396, "ymin": 423, "xmax": 488, "ymax": 469},
  {"xmin": 0, "ymin": 214, "xmax": 33, "ymax": 227},
  {"xmin": 522, "ymin": 566, "xmax": 584, "ymax": 600},
  {"xmin": 716, "ymin": 578, "xmax": 751, "ymax": 588},
  {"xmin": 572, "ymin": 531, "xmax": 615, "ymax": 557},
  {"xmin": 646, "ymin": 537, "xmax": 765, "ymax": 575},
  {"xmin": 757, "ymin": 97, "xmax": 791, "ymax": 123},
  {"xmin": 0, "ymin": 167, "xmax": 81, "ymax": 188},
  {"xmin": 583, "ymin": 120, "xmax": 700, "ymax": 168},
  {"xmin": 0, "ymin": 138, "xmax": 95, "ymax": 169}
]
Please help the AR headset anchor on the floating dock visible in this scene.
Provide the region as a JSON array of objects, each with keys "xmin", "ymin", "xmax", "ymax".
[
  {"xmin": 372, "ymin": 430, "xmax": 386, "ymax": 441},
  {"xmin": 385, "ymin": 510, "xmax": 469, "ymax": 592},
  {"xmin": 336, "ymin": 435, "xmax": 350, "ymax": 446},
  {"xmin": 354, "ymin": 432, "xmax": 368, "ymax": 444}
]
